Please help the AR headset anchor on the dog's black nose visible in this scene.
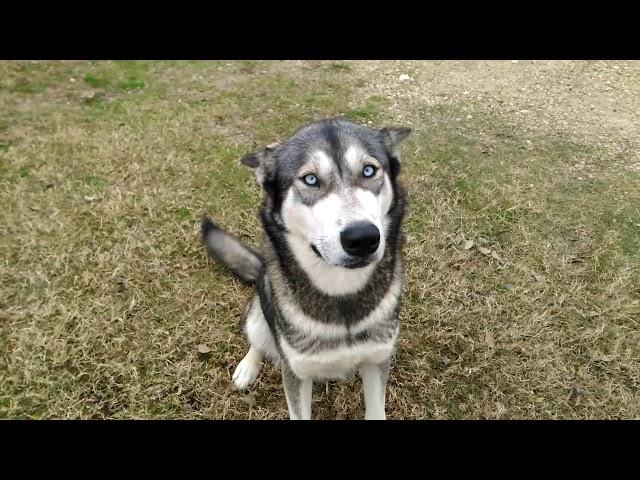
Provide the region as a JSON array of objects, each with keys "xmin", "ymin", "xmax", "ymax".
[{"xmin": 340, "ymin": 222, "xmax": 380, "ymax": 257}]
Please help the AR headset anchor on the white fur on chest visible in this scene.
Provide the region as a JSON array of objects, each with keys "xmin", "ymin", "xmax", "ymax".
[
  {"xmin": 272, "ymin": 253, "xmax": 403, "ymax": 380},
  {"xmin": 273, "ymin": 265, "xmax": 403, "ymax": 338},
  {"xmin": 279, "ymin": 330, "xmax": 398, "ymax": 380}
]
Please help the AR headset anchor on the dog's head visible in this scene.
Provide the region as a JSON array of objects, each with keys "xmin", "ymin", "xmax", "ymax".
[{"xmin": 242, "ymin": 118, "xmax": 411, "ymax": 270}]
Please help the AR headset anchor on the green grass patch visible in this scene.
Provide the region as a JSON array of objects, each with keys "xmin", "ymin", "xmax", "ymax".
[
  {"xmin": 346, "ymin": 95, "xmax": 390, "ymax": 121},
  {"xmin": 84, "ymin": 74, "xmax": 111, "ymax": 89}
]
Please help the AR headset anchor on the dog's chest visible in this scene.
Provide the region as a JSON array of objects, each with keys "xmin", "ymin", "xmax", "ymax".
[
  {"xmin": 278, "ymin": 325, "xmax": 398, "ymax": 381},
  {"xmin": 267, "ymin": 256, "xmax": 403, "ymax": 381}
]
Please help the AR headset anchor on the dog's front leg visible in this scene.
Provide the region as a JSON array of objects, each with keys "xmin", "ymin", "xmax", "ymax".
[
  {"xmin": 360, "ymin": 359, "xmax": 391, "ymax": 420},
  {"xmin": 281, "ymin": 362, "xmax": 312, "ymax": 420}
]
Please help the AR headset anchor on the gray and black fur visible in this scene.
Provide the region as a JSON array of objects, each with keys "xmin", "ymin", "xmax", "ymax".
[
  {"xmin": 201, "ymin": 118, "xmax": 411, "ymax": 419},
  {"xmin": 201, "ymin": 218, "xmax": 262, "ymax": 283}
]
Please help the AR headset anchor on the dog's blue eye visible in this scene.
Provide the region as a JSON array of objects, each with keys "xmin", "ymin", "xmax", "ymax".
[
  {"xmin": 363, "ymin": 165, "xmax": 376, "ymax": 178},
  {"xmin": 303, "ymin": 174, "xmax": 318, "ymax": 186}
]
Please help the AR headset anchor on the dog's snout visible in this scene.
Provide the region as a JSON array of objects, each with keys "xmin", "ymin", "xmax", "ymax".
[{"xmin": 340, "ymin": 222, "xmax": 380, "ymax": 257}]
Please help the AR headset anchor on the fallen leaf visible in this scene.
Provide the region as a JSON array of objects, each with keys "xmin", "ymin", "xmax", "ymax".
[
  {"xmin": 450, "ymin": 252, "xmax": 473, "ymax": 270},
  {"xmin": 533, "ymin": 273, "xmax": 547, "ymax": 285},
  {"xmin": 568, "ymin": 386, "xmax": 587, "ymax": 404},
  {"xmin": 439, "ymin": 355, "xmax": 451, "ymax": 366},
  {"xmin": 485, "ymin": 331, "xmax": 495, "ymax": 348},
  {"xmin": 240, "ymin": 392, "xmax": 256, "ymax": 407},
  {"xmin": 490, "ymin": 250, "xmax": 504, "ymax": 262},
  {"xmin": 592, "ymin": 354, "xmax": 614, "ymax": 362},
  {"xmin": 479, "ymin": 199, "xmax": 498, "ymax": 212}
]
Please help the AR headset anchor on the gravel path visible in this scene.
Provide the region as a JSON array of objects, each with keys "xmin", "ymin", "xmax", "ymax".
[{"xmin": 350, "ymin": 61, "xmax": 640, "ymax": 166}]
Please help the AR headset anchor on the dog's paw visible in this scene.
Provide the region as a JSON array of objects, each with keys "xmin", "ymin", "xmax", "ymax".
[{"xmin": 232, "ymin": 356, "xmax": 261, "ymax": 391}]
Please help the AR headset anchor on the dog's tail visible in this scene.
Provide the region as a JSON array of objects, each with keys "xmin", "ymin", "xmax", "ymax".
[{"xmin": 201, "ymin": 216, "xmax": 263, "ymax": 284}]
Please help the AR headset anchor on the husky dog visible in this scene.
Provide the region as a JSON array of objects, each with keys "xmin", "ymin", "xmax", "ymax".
[{"xmin": 201, "ymin": 118, "xmax": 411, "ymax": 420}]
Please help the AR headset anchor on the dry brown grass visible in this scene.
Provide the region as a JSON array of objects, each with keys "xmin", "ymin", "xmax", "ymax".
[{"xmin": 1, "ymin": 60, "xmax": 638, "ymax": 419}]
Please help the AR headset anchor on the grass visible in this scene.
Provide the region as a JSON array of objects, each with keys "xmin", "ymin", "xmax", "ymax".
[
  {"xmin": 346, "ymin": 95, "xmax": 390, "ymax": 121},
  {"xmin": 0, "ymin": 60, "xmax": 638, "ymax": 419},
  {"xmin": 84, "ymin": 74, "xmax": 111, "ymax": 89}
]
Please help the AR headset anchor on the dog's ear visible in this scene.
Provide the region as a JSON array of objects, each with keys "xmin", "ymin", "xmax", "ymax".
[
  {"xmin": 241, "ymin": 142, "xmax": 279, "ymax": 185},
  {"xmin": 379, "ymin": 126, "xmax": 411, "ymax": 160}
]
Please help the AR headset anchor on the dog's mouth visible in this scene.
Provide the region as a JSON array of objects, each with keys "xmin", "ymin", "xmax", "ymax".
[
  {"xmin": 311, "ymin": 244, "xmax": 323, "ymax": 259},
  {"xmin": 342, "ymin": 257, "xmax": 374, "ymax": 269},
  {"xmin": 310, "ymin": 243, "xmax": 375, "ymax": 269}
]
